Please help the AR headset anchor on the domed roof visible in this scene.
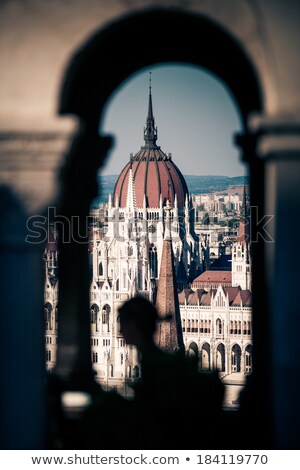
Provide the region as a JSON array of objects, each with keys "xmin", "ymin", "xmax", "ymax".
[{"xmin": 113, "ymin": 80, "xmax": 188, "ymax": 209}]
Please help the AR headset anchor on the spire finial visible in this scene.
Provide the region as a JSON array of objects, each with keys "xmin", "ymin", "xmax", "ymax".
[{"xmin": 143, "ymin": 71, "xmax": 158, "ymax": 148}]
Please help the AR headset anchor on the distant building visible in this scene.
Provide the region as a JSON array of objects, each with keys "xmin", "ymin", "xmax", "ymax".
[{"xmin": 44, "ymin": 86, "xmax": 252, "ymax": 403}]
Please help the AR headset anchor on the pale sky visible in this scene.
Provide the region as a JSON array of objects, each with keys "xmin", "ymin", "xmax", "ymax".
[{"xmin": 100, "ymin": 64, "xmax": 245, "ymax": 177}]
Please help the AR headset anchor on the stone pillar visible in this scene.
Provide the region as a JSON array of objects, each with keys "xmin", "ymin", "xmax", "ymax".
[
  {"xmin": 54, "ymin": 125, "xmax": 112, "ymax": 389},
  {"xmin": 237, "ymin": 118, "xmax": 300, "ymax": 448}
]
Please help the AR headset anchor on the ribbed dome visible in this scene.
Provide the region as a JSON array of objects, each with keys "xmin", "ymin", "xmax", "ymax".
[{"xmin": 113, "ymin": 79, "xmax": 188, "ymax": 209}]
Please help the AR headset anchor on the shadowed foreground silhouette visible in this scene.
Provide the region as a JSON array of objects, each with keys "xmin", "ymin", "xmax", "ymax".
[{"xmin": 48, "ymin": 297, "xmax": 243, "ymax": 450}]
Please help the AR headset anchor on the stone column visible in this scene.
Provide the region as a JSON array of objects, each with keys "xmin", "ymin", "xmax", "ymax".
[{"xmin": 237, "ymin": 117, "xmax": 300, "ymax": 448}]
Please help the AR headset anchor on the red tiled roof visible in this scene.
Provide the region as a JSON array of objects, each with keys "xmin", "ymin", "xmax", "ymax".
[
  {"xmin": 192, "ymin": 271, "xmax": 232, "ymax": 286},
  {"xmin": 223, "ymin": 286, "xmax": 240, "ymax": 304},
  {"xmin": 113, "ymin": 150, "xmax": 188, "ymax": 208},
  {"xmin": 232, "ymin": 290, "xmax": 252, "ymax": 306}
]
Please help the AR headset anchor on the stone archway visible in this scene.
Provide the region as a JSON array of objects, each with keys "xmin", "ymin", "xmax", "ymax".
[
  {"xmin": 54, "ymin": 8, "xmax": 263, "ymax": 387},
  {"xmin": 231, "ymin": 344, "xmax": 242, "ymax": 373},
  {"xmin": 216, "ymin": 343, "xmax": 225, "ymax": 372},
  {"xmin": 201, "ymin": 342, "xmax": 211, "ymax": 371}
]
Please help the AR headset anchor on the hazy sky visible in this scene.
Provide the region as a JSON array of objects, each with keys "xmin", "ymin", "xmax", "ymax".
[{"xmin": 100, "ymin": 64, "xmax": 245, "ymax": 177}]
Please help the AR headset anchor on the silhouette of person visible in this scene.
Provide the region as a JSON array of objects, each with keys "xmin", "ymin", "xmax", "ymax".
[{"xmin": 118, "ymin": 296, "xmax": 225, "ymax": 450}]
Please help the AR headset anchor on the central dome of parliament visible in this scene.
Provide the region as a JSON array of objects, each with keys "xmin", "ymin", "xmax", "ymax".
[{"xmin": 113, "ymin": 83, "xmax": 189, "ymax": 208}]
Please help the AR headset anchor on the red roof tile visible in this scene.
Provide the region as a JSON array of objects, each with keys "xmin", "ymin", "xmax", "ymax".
[{"xmin": 192, "ymin": 271, "xmax": 232, "ymax": 287}]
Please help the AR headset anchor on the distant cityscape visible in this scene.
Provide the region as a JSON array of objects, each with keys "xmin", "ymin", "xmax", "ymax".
[{"xmin": 45, "ymin": 85, "xmax": 252, "ymax": 409}]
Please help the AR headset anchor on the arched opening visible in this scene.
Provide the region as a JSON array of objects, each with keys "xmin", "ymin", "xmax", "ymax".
[
  {"xmin": 216, "ymin": 318, "xmax": 223, "ymax": 336},
  {"xmin": 90, "ymin": 303, "xmax": 99, "ymax": 325},
  {"xmin": 201, "ymin": 342, "xmax": 211, "ymax": 371},
  {"xmin": 54, "ymin": 9, "xmax": 265, "ymax": 439},
  {"xmin": 98, "ymin": 262, "xmax": 103, "ymax": 277},
  {"xmin": 102, "ymin": 304, "xmax": 111, "ymax": 333},
  {"xmin": 149, "ymin": 244, "xmax": 158, "ymax": 279},
  {"xmin": 231, "ymin": 344, "xmax": 242, "ymax": 373},
  {"xmin": 187, "ymin": 341, "xmax": 199, "ymax": 361},
  {"xmin": 44, "ymin": 303, "xmax": 53, "ymax": 331},
  {"xmin": 216, "ymin": 343, "xmax": 226, "ymax": 372},
  {"xmin": 245, "ymin": 344, "xmax": 253, "ymax": 373}
]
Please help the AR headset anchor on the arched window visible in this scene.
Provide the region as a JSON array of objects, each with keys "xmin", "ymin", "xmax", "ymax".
[
  {"xmin": 110, "ymin": 364, "xmax": 113, "ymax": 377},
  {"xmin": 44, "ymin": 303, "xmax": 53, "ymax": 331},
  {"xmin": 216, "ymin": 343, "xmax": 225, "ymax": 372},
  {"xmin": 99, "ymin": 262, "xmax": 103, "ymax": 276},
  {"xmin": 46, "ymin": 350, "xmax": 51, "ymax": 362},
  {"xmin": 102, "ymin": 304, "xmax": 111, "ymax": 332},
  {"xmin": 92, "ymin": 352, "xmax": 98, "ymax": 363},
  {"xmin": 120, "ymin": 353, "xmax": 124, "ymax": 365},
  {"xmin": 216, "ymin": 318, "xmax": 222, "ymax": 335},
  {"xmin": 245, "ymin": 345, "xmax": 253, "ymax": 373},
  {"xmin": 231, "ymin": 344, "xmax": 242, "ymax": 372},
  {"xmin": 201, "ymin": 343, "xmax": 210, "ymax": 371},
  {"xmin": 149, "ymin": 244, "xmax": 158, "ymax": 278},
  {"xmin": 133, "ymin": 365, "xmax": 140, "ymax": 378},
  {"xmin": 90, "ymin": 304, "xmax": 99, "ymax": 325}
]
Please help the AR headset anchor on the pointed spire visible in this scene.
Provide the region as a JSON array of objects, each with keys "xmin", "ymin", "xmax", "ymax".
[
  {"xmin": 155, "ymin": 220, "xmax": 184, "ymax": 353},
  {"xmin": 143, "ymin": 72, "xmax": 158, "ymax": 148},
  {"xmin": 126, "ymin": 168, "xmax": 136, "ymax": 211}
]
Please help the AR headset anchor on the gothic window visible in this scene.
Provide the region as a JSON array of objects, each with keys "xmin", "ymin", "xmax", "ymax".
[
  {"xmin": 102, "ymin": 304, "xmax": 111, "ymax": 332},
  {"xmin": 92, "ymin": 352, "xmax": 98, "ymax": 363},
  {"xmin": 44, "ymin": 303, "xmax": 53, "ymax": 331},
  {"xmin": 245, "ymin": 345, "xmax": 253, "ymax": 373},
  {"xmin": 187, "ymin": 319, "xmax": 191, "ymax": 333},
  {"xmin": 238, "ymin": 321, "xmax": 241, "ymax": 335},
  {"xmin": 120, "ymin": 354, "xmax": 124, "ymax": 365},
  {"xmin": 46, "ymin": 350, "xmax": 51, "ymax": 362},
  {"xmin": 99, "ymin": 262, "xmax": 103, "ymax": 276},
  {"xmin": 216, "ymin": 318, "xmax": 222, "ymax": 335},
  {"xmin": 110, "ymin": 365, "xmax": 113, "ymax": 377},
  {"xmin": 149, "ymin": 244, "xmax": 158, "ymax": 278},
  {"xmin": 138, "ymin": 270, "xmax": 142, "ymax": 290},
  {"xmin": 90, "ymin": 304, "xmax": 99, "ymax": 325},
  {"xmin": 128, "ymin": 246, "xmax": 133, "ymax": 256},
  {"xmin": 127, "ymin": 365, "xmax": 132, "ymax": 378},
  {"xmin": 117, "ymin": 315, "xmax": 121, "ymax": 333},
  {"xmin": 182, "ymin": 318, "xmax": 186, "ymax": 332},
  {"xmin": 231, "ymin": 344, "xmax": 242, "ymax": 372}
]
